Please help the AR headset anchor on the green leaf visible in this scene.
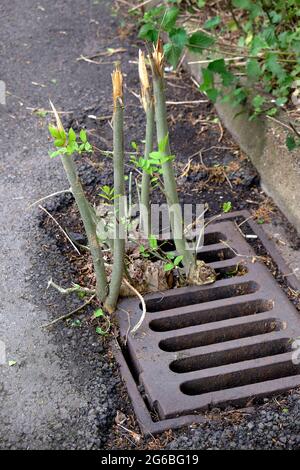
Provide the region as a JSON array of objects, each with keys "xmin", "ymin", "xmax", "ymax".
[
  {"xmin": 275, "ymin": 97, "xmax": 287, "ymax": 107},
  {"xmin": 164, "ymin": 262, "xmax": 174, "ymax": 272},
  {"xmin": 164, "ymin": 42, "xmax": 182, "ymax": 68},
  {"xmin": 49, "ymin": 149, "xmax": 66, "ymax": 158},
  {"xmin": 138, "ymin": 23, "xmax": 158, "ymax": 43},
  {"xmin": 252, "ymin": 94, "xmax": 265, "ymax": 110},
  {"xmin": 286, "ymin": 135, "xmax": 297, "ymax": 151},
  {"xmin": 158, "ymin": 134, "xmax": 169, "ymax": 153},
  {"xmin": 265, "ymin": 53, "xmax": 285, "ymax": 79},
  {"xmin": 266, "ymin": 107, "xmax": 277, "ymax": 116},
  {"xmin": 85, "ymin": 142, "xmax": 92, "ymax": 152},
  {"xmin": 199, "ymin": 67, "xmax": 214, "ymax": 90},
  {"xmin": 161, "ymin": 7, "xmax": 179, "ymax": 32},
  {"xmin": 68, "ymin": 128, "xmax": 76, "ymax": 143},
  {"xmin": 95, "ymin": 326, "xmax": 108, "ymax": 336},
  {"xmin": 48, "ymin": 125, "xmax": 60, "ymax": 139},
  {"xmin": 246, "ymin": 59, "xmax": 261, "ymax": 79},
  {"xmin": 223, "ymin": 201, "xmax": 232, "ymax": 213},
  {"xmin": 206, "ymin": 88, "xmax": 219, "ymax": 103},
  {"xmin": 187, "ymin": 31, "xmax": 215, "ymax": 52},
  {"xmin": 208, "ymin": 59, "xmax": 227, "ymax": 74},
  {"xmin": 54, "ymin": 138, "xmax": 65, "ymax": 148},
  {"xmin": 8, "ymin": 360, "xmax": 17, "ymax": 367},
  {"xmin": 203, "ymin": 16, "xmax": 221, "ymax": 30},
  {"xmin": 169, "ymin": 28, "xmax": 188, "ymax": 49},
  {"xmin": 232, "ymin": 0, "xmax": 253, "ymax": 9},
  {"xmin": 93, "ymin": 308, "xmax": 104, "ymax": 318},
  {"xmin": 173, "ymin": 255, "xmax": 183, "ymax": 266},
  {"xmin": 149, "ymin": 234, "xmax": 158, "ymax": 250},
  {"xmin": 165, "ymin": 27, "xmax": 188, "ymax": 67},
  {"xmin": 80, "ymin": 129, "xmax": 87, "ymax": 143}
]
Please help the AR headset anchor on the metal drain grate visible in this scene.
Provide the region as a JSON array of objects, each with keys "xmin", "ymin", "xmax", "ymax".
[{"xmin": 115, "ymin": 211, "xmax": 300, "ymax": 434}]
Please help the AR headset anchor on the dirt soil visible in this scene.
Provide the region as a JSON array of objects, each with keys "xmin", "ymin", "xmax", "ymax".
[{"xmin": 0, "ymin": 0, "xmax": 299, "ymax": 450}]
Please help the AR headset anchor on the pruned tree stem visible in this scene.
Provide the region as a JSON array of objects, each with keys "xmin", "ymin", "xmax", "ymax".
[
  {"xmin": 61, "ymin": 154, "xmax": 108, "ymax": 302},
  {"xmin": 151, "ymin": 43, "xmax": 194, "ymax": 272},
  {"xmin": 140, "ymin": 101, "xmax": 154, "ymax": 236},
  {"xmin": 104, "ymin": 67, "xmax": 126, "ymax": 314}
]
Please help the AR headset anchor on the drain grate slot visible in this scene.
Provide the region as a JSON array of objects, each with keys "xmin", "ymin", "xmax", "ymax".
[
  {"xmin": 159, "ymin": 318, "xmax": 280, "ymax": 352},
  {"xmin": 203, "ymin": 232, "xmax": 227, "ymax": 245},
  {"xmin": 214, "ymin": 264, "xmax": 248, "ymax": 279},
  {"xmin": 180, "ymin": 359, "xmax": 300, "ymax": 396},
  {"xmin": 197, "ymin": 247, "xmax": 234, "ymax": 263},
  {"xmin": 149, "ymin": 299, "xmax": 272, "ymax": 332},
  {"xmin": 145, "ymin": 281, "xmax": 259, "ymax": 312},
  {"xmin": 170, "ymin": 338, "xmax": 290, "ymax": 373},
  {"xmin": 116, "ymin": 214, "xmax": 300, "ymax": 433},
  {"xmin": 159, "ymin": 232, "xmax": 227, "ymax": 251}
]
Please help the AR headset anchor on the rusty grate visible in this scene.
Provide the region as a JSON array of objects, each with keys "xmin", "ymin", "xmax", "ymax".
[{"xmin": 114, "ymin": 211, "xmax": 300, "ymax": 435}]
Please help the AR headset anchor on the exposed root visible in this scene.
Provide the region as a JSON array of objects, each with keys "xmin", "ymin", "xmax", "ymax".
[
  {"xmin": 41, "ymin": 294, "xmax": 96, "ymax": 329},
  {"xmin": 122, "ymin": 278, "xmax": 147, "ymax": 335},
  {"xmin": 47, "ymin": 278, "xmax": 96, "ymax": 295},
  {"xmin": 28, "ymin": 188, "xmax": 71, "ymax": 208},
  {"xmin": 39, "ymin": 205, "xmax": 80, "ymax": 255}
]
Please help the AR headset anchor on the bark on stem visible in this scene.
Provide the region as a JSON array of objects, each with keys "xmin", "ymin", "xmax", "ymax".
[
  {"xmin": 140, "ymin": 101, "xmax": 154, "ymax": 236},
  {"xmin": 49, "ymin": 100, "xmax": 108, "ymax": 303},
  {"xmin": 61, "ymin": 154, "xmax": 108, "ymax": 302},
  {"xmin": 104, "ymin": 68, "xmax": 125, "ymax": 313},
  {"xmin": 150, "ymin": 43, "xmax": 194, "ymax": 271}
]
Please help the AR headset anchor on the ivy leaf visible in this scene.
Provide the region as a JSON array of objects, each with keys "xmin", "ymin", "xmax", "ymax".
[{"xmin": 187, "ymin": 31, "xmax": 215, "ymax": 52}]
